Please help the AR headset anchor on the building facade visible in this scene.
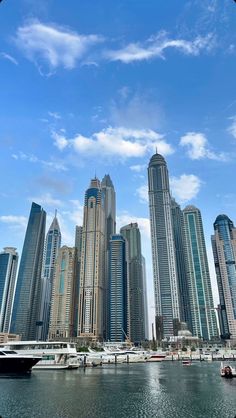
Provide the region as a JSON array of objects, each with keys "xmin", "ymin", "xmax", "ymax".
[
  {"xmin": 0, "ymin": 247, "xmax": 18, "ymax": 333},
  {"xmin": 38, "ymin": 213, "xmax": 61, "ymax": 340},
  {"xmin": 78, "ymin": 178, "xmax": 105, "ymax": 341},
  {"xmin": 142, "ymin": 255, "xmax": 149, "ymax": 340},
  {"xmin": 101, "ymin": 174, "xmax": 116, "ymax": 340},
  {"xmin": 120, "ymin": 223, "xmax": 145, "ymax": 344},
  {"xmin": 183, "ymin": 206, "xmax": 218, "ymax": 340},
  {"xmin": 171, "ymin": 199, "xmax": 192, "ymax": 332},
  {"xmin": 148, "ymin": 153, "xmax": 181, "ymax": 339},
  {"xmin": 109, "ymin": 235, "xmax": 128, "ymax": 342},
  {"xmin": 11, "ymin": 202, "xmax": 46, "ymax": 340},
  {"xmin": 48, "ymin": 246, "xmax": 78, "ymax": 339},
  {"xmin": 211, "ymin": 214, "xmax": 236, "ymax": 340}
]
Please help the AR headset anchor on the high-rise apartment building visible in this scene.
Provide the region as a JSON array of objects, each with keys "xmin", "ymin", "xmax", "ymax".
[
  {"xmin": 183, "ymin": 206, "xmax": 218, "ymax": 340},
  {"xmin": 101, "ymin": 174, "xmax": 116, "ymax": 340},
  {"xmin": 78, "ymin": 178, "xmax": 105, "ymax": 341},
  {"xmin": 38, "ymin": 213, "xmax": 61, "ymax": 340},
  {"xmin": 48, "ymin": 246, "xmax": 78, "ymax": 339},
  {"xmin": 109, "ymin": 235, "xmax": 128, "ymax": 342},
  {"xmin": 0, "ymin": 247, "xmax": 18, "ymax": 333},
  {"xmin": 142, "ymin": 255, "xmax": 149, "ymax": 340},
  {"xmin": 11, "ymin": 202, "xmax": 46, "ymax": 340},
  {"xmin": 171, "ymin": 199, "xmax": 192, "ymax": 332},
  {"xmin": 120, "ymin": 223, "xmax": 145, "ymax": 344},
  {"xmin": 212, "ymin": 214, "xmax": 236, "ymax": 340},
  {"xmin": 148, "ymin": 153, "xmax": 180, "ymax": 339}
]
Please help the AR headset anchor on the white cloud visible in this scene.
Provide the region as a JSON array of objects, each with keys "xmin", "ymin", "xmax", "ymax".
[
  {"xmin": 0, "ymin": 215, "xmax": 27, "ymax": 229},
  {"xmin": 130, "ymin": 164, "xmax": 146, "ymax": 172},
  {"xmin": 170, "ymin": 174, "xmax": 202, "ymax": 203},
  {"xmin": 48, "ymin": 111, "xmax": 61, "ymax": 120},
  {"xmin": 0, "ymin": 52, "xmax": 18, "ymax": 65},
  {"xmin": 52, "ymin": 127, "xmax": 174, "ymax": 160},
  {"xmin": 179, "ymin": 132, "xmax": 227, "ymax": 161},
  {"xmin": 29, "ymin": 193, "xmax": 64, "ymax": 208},
  {"xmin": 51, "ymin": 132, "xmax": 68, "ymax": 151},
  {"xmin": 136, "ymin": 174, "xmax": 202, "ymax": 204},
  {"xmin": 228, "ymin": 116, "xmax": 236, "ymax": 139},
  {"xmin": 136, "ymin": 185, "xmax": 148, "ymax": 203},
  {"xmin": 106, "ymin": 31, "xmax": 215, "ymax": 63},
  {"xmin": 15, "ymin": 20, "xmax": 103, "ymax": 72}
]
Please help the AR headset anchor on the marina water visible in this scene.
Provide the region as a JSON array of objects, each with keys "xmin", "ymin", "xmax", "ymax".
[{"xmin": 0, "ymin": 362, "xmax": 235, "ymax": 418}]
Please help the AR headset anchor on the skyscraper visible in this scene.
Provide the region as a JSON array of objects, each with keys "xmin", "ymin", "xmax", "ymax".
[
  {"xmin": 142, "ymin": 255, "xmax": 149, "ymax": 340},
  {"xmin": 183, "ymin": 205, "xmax": 218, "ymax": 340},
  {"xmin": 211, "ymin": 214, "xmax": 236, "ymax": 340},
  {"xmin": 0, "ymin": 247, "xmax": 18, "ymax": 333},
  {"xmin": 120, "ymin": 223, "xmax": 145, "ymax": 344},
  {"xmin": 148, "ymin": 153, "xmax": 180, "ymax": 339},
  {"xmin": 109, "ymin": 234, "xmax": 128, "ymax": 342},
  {"xmin": 38, "ymin": 213, "xmax": 61, "ymax": 340},
  {"xmin": 101, "ymin": 174, "xmax": 116, "ymax": 340},
  {"xmin": 11, "ymin": 202, "xmax": 46, "ymax": 340},
  {"xmin": 78, "ymin": 178, "xmax": 105, "ymax": 341},
  {"xmin": 48, "ymin": 246, "xmax": 78, "ymax": 339},
  {"xmin": 171, "ymin": 198, "xmax": 192, "ymax": 331}
]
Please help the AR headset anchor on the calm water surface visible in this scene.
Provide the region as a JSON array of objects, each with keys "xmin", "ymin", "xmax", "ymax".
[{"xmin": 0, "ymin": 362, "xmax": 235, "ymax": 418}]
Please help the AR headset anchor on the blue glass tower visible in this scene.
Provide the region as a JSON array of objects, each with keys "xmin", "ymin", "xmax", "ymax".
[
  {"xmin": 120, "ymin": 223, "xmax": 145, "ymax": 344},
  {"xmin": 109, "ymin": 235, "xmax": 128, "ymax": 342},
  {"xmin": 183, "ymin": 206, "xmax": 218, "ymax": 340},
  {"xmin": 11, "ymin": 202, "xmax": 46, "ymax": 340},
  {"xmin": 0, "ymin": 247, "xmax": 18, "ymax": 333},
  {"xmin": 212, "ymin": 215, "xmax": 236, "ymax": 339},
  {"xmin": 38, "ymin": 213, "xmax": 61, "ymax": 340}
]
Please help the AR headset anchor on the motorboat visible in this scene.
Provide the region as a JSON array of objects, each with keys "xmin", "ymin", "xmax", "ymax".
[
  {"xmin": 147, "ymin": 352, "xmax": 166, "ymax": 362},
  {"xmin": 0, "ymin": 349, "xmax": 41, "ymax": 374},
  {"xmin": 182, "ymin": 359, "xmax": 192, "ymax": 366},
  {"xmin": 0, "ymin": 341, "xmax": 79, "ymax": 370},
  {"xmin": 220, "ymin": 362, "xmax": 236, "ymax": 378}
]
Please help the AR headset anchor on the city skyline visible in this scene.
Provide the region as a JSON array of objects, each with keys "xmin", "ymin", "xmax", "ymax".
[{"xmin": 1, "ymin": 0, "xmax": 236, "ymax": 332}]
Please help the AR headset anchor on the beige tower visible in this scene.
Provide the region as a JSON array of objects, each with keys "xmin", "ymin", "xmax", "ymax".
[
  {"xmin": 78, "ymin": 178, "xmax": 105, "ymax": 341},
  {"xmin": 48, "ymin": 246, "xmax": 78, "ymax": 339}
]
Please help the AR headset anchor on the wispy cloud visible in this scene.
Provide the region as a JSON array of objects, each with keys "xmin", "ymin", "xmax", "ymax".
[
  {"xmin": 14, "ymin": 20, "xmax": 103, "ymax": 73},
  {"xmin": 228, "ymin": 116, "xmax": 236, "ymax": 139},
  {"xmin": 179, "ymin": 132, "xmax": 228, "ymax": 161},
  {"xmin": 52, "ymin": 127, "xmax": 174, "ymax": 160},
  {"xmin": 12, "ymin": 151, "xmax": 67, "ymax": 171},
  {"xmin": 0, "ymin": 52, "xmax": 18, "ymax": 65},
  {"xmin": 106, "ymin": 31, "xmax": 215, "ymax": 63},
  {"xmin": 130, "ymin": 164, "xmax": 146, "ymax": 172},
  {"xmin": 170, "ymin": 174, "xmax": 202, "ymax": 203},
  {"xmin": 0, "ymin": 215, "xmax": 27, "ymax": 229},
  {"xmin": 28, "ymin": 193, "xmax": 64, "ymax": 208},
  {"xmin": 48, "ymin": 111, "xmax": 61, "ymax": 120}
]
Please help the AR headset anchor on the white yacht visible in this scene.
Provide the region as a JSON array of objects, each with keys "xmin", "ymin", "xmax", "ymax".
[{"xmin": 1, "ymin": 341, "xmax": 79, "ymax": 370}]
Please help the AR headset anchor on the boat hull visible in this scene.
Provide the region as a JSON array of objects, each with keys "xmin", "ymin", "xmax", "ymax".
[{"xmin": 0, "ymin": 357, "xmax": 40, "ymax": 374}]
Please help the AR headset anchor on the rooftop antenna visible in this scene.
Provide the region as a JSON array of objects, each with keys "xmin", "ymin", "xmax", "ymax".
[
  {"xmin": 55, "ymin": 209, "xmax": 57, "ymax": 218},
  {"xmin": 156, "ymin": 146, "xmax": 158, "ymax": 154}
]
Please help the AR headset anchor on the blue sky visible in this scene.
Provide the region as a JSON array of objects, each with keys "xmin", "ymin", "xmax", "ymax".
[{"xmin": 1, "ymin": 0, "xmax": 236, "ymax": 326}]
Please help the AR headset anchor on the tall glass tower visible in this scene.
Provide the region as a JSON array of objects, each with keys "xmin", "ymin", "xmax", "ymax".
[
  {"xmin": 183, "ymin": 206, "xmax": 218, "ymax": 340},
  {"xmin": 120, "ymin": 223, "xmax": 145, "ymax": 344},
  {"xmin": 148, "ymin": 153, "xmax": 180, "ymax": 339},
  {"xmin": 109, "ymin": 234, "xmax": 128, "ymax": 342},
  {"xmin": 78, "ymin": 178, "xmax": 105, "ymax": 341},
  {"xmin": 11, "ymin": 202, "xmax": 46, "ymax": 340},
  {"xmin": 171, "ymin": 199, "xmax": 192, "ymax": 332},
  {"xmin": 38, "ymin": 213, "xmax": 61, "ymax": 340},
  {"xmin": 211, "ymin": 214, "xmax": 236, "ymax": 339},
  {"xmin": 0, "ymin": 247, "xmax": 18, "ymax": 333},
  {"xmin": 101, "ymin": 174, "xmax": 116, "ymax": 340}
]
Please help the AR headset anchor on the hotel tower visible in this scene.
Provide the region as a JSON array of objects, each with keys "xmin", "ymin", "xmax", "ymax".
[{"xmin": 78, "ymin": 178, "xmax": 105, "ymax": 341}]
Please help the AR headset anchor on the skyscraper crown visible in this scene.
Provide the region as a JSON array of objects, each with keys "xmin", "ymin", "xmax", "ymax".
[{"xmin": 149, "ymin": 153, "xmax": 166, "ymax": 167}]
